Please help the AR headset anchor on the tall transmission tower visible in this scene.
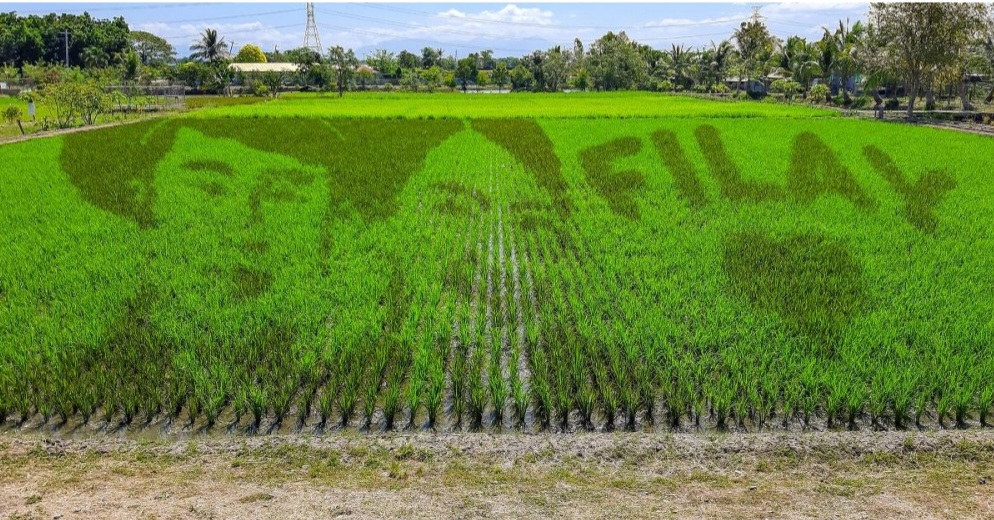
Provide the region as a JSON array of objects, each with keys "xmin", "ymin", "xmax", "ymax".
[
  {"xmin": 750, "ymin": 6, "xmax": 764, "ymax": 23},
  {"xmin": 303, "ymin": 3, "xmax": 323, "ymax": 55}
]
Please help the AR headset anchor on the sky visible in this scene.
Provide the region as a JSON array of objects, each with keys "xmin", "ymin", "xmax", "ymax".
[{"xmin": 3, "ymin": 2, "xmax": 870, "ymax": 58}]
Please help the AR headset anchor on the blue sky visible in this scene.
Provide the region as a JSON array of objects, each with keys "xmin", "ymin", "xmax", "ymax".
[{"xmin": 4, "ymin": 2, "xmax": 869, "ymax": 58}]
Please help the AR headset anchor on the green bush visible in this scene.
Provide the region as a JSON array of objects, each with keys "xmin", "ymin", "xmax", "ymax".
[
  {"xmin": 770, "ymin": 79, "xmax": 803, "ymax": 101},
  {"xmin": 808, "ymin": 84, "xmax": 830, "ymax": 104},
  {"xmin": 884, "ymin": 98, "xmax": 900, "ymax": 110},
  {"xmin": 3, "ymin": 104, "xmax": 22, "ymax": 124},
  {"xmin": 41, "ymin": 78, "xmax": 111, "ymax": 128},
  {"xmin": 850, "ymin": 96, "xmax": 871, "ymax": 109},
  {"xmin": 252, "ymin": 83, "xmax": 270, "ymax": 98}
]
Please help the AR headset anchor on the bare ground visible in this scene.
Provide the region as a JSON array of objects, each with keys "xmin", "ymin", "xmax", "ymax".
[{"xmin": 1, "ymin": 430, "xmax": 993, "ymax": 519}]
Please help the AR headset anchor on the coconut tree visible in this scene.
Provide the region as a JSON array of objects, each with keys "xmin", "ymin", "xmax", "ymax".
[
  {"xmin": 823, "ymin": 19, "xmax": 866, "ymax": 103},
  {"xmin": 189, "ymin": 28, "xmax": 229, "ymax": 63},
  {"xmin": 663, "ymin": 44, "xmax": 694, "ymax": 89},
  {"xmin": 778, "ymin": 36, "xmax": 822, "ymax": 94},
  {"xmin": 709, "ymin": 39, "xmax": 736, "ymax": 88},
  {"xmin": 82, "ymin": 46, "xmax": 110, "ymax": 68}
]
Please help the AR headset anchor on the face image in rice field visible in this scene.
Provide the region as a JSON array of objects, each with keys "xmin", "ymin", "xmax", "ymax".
[{"xmin": 147, "ymin": 128, "xmax": 329, "ymax": 343}]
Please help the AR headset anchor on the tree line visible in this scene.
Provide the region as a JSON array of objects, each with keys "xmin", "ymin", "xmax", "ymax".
[{"xmin": 2, "ymin": 4, "xmax": 994, "ymax": 116}]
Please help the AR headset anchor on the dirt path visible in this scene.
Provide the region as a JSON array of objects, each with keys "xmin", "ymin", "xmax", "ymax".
[
  {"xmin": 2, "ymin": 430, "xmax": 992, "ymax": 519},
  {"xmin": 0, "ymin": 114, "xmax": 175, "ymax": 146}
]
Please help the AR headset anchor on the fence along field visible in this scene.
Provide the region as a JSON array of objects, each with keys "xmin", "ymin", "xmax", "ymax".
[{"xmin": 0, "ymin": 109, "xmax": 992, "ymax": 433}]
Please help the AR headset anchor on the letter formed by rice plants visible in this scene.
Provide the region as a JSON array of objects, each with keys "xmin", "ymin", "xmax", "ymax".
[
  {"xmin": 651, "ymin": 130, "xmax": 708, "ymax": 209},
  {"xmin": 863, "ymin": 145, "xmax": 956, "ymax": 233},
  {"xmin": 695, "ymin": 124, "xmax": 785, "ymax": 203},
  {"xmin": 471, "ymin": 119, "xmax": 570, "ymax": 216},
  {"xmin": 787, "ymin": 132, "xmax": 876, "ymax": 212},
  {"xmin": 579, "ymin": 136, "xmax": 646, "ymax": 219}
]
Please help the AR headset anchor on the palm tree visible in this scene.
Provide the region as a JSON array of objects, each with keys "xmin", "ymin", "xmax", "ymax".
[
  {"xmin": 815, "ymin": 35, "xmax": 837, "ymax": 101},
  {"xmin": 82, "ymin": 46, "xmax": 109, "ymax": 68},
  {"xmin": 778, "ymin": 36, "xmax": 821, "ymax": 94},
  {"xmin": 823, "ymin": 19, "xmax": 865, "ymax": 104},
  {"xmin": 189, "ymin": 28, "xmax": 229, "ymax": 63},
  {"xmin": 707, "ymin": 40, "xmax": 736, "ymax": 90},
  {"xmin": 665, "ymin": 44, "xmax": 693, "ymax": 89}
]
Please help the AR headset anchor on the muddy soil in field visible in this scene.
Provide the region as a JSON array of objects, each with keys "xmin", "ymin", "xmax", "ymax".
[{"xmin": 2, "ymin": 430, "xmax": 993, "ymax": 519}]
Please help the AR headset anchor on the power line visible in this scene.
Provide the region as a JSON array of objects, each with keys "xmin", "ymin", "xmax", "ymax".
[
  {"xmin": 766, "ymin": 18, "xmax": 819, "ymax": 29},
  {"xmin": 158, "ymin": 23, "xmax": 300, "ymax": 42},
  {"xmin": 150, "ymin": 9, "xmax": 300, "ymax": 26}
]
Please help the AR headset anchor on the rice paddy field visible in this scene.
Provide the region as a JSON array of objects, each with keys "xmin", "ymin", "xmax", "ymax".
[{"xmin": 1, "ymin": 93, "xmax": 992, "ymax": 434}]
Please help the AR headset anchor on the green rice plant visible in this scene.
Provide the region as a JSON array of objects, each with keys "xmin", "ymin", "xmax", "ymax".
[
  {"xmin": 2, "ymin": 102, "xmax": 994, "ymax": 434},
  {"xmin": 794, "ymin": 359, "xmax": 819, "ymax": 429},
  {"xmin": 578, "ymin": 136, "xmax": 646, "ymax": 219},
  {"xmin": 191, "ymin": 91, "xmax": 838, "ymax": 119},
  {"xmin": 467, "ymin": 331, "xmax": 488, "ymax": 431},
  {"xmin": 509, "ymin": 356, "xmax": 528, "ymax": 429},
  {"xmin": 424, "ymin": 340, "xmax": 446, "ymax": 430},
  {"xmin": 334, "ymin": 345, "xmax": 363, "ymax": 427},
  {"xmin": 60, "ymin": 119, "xmax": 178, "ymax": 228},
  {"xmin": 788, "ymin": 132, "xmax": 876, "ymax": 213},
  {"xmin": 863, "ymin": 144, "xmax": 956, "ymax": 233},
  {"xmin": 695, "ymin": 124, "xmax": 785, "ymax": 203},
  {"xmin": 845, "ymin": 379, "xmax": 868, "ymax": 430},
  {"xmin": 488, "ymin": 350, "xmax": 507, "ymax": 428},
  {"xmin": 185, "ymin": 96, "xmax": 266, "ymax": 109},
  {"xmin": 471, "ymin": 119, "xmax": 569, "ymax": 213},
  {"xmin": 706, "ymin": 372, "xmax": 735, "ymax": 431},
  {"xmin": 722, "ymin": 231, "xmax": 866, "ymax": 346},
  {"xmin": 651, "ymin": 130, "xmax": 708, "ymax": 209}
]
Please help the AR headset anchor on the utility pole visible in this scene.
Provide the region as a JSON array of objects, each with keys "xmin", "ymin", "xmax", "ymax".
[{"xmin": 62, "ymin": 29, "xmax": 70, "ymax": 67}]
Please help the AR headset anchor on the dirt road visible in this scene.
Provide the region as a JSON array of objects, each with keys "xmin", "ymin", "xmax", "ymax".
[{"xmin": 2, "ymin": 430, "xmax": 993, "ymax": 519}]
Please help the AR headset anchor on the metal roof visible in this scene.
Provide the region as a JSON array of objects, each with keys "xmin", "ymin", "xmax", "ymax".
[{"xmin": 229, "ymin": 62, "xmax": 300, "ymax": 73}]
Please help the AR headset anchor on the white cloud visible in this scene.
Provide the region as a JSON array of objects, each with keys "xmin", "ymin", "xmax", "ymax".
[
  {"xmin": 644, "ymin": 15, "xmax": 744, "ymax": 28},
  {"xmin": 439, "ymin": 5, "xmax": 555, "ymax": 26},
  {"xmin": 325, "ymin": 4, "xmax": 576, "ymax": 53}
]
